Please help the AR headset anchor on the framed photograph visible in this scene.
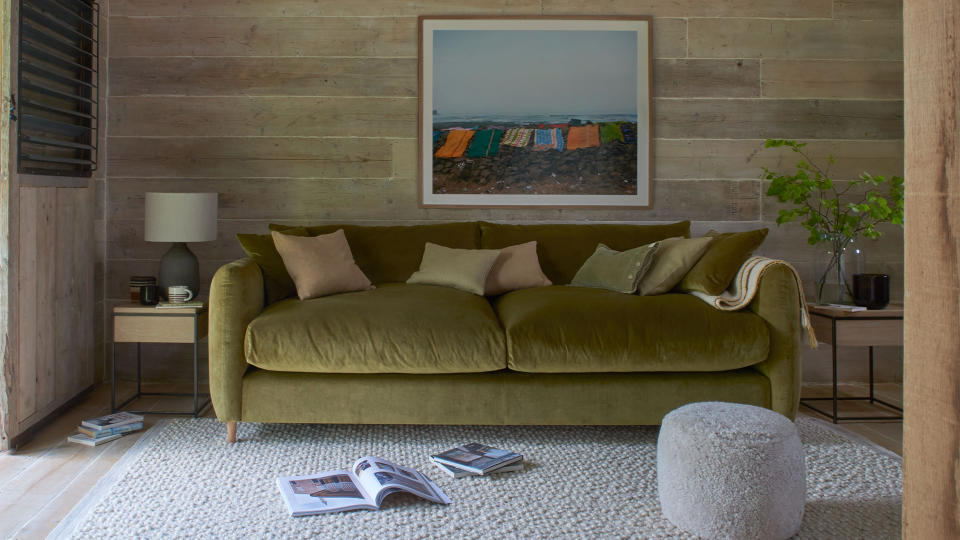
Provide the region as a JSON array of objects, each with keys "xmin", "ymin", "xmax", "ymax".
[{"xmin": 419, "ymin": 16, "xmax": 653, "ymax": 208}]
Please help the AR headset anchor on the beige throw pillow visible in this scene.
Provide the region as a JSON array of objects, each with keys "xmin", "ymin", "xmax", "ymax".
[
  {"xmin": 637, "ymin": 236, "xmax": 714, "ymax": 295},
  {"xmin": 271, "ymin": 229, "xmax": 373, "ymax": 300},
  {"xmin": 484, "ymin": 241, "xmax": 552, "ymax": 295},
  {"xmin": 407, "ymin": 243, "xmax": 501, "ymax": 295}
]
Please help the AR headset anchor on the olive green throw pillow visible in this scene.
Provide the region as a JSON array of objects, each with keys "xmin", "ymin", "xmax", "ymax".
[
  {"xmin": 570, "ymin": 242, "xmax": 660, "ymax": 294},
  {"xmin": 407, "ymin": 243, "xmax": 502, "ymax": 295},
  {"xmin": 236, "ymin": 227, "xmax": 309, "ymax": 304},
  {"xmin": 679, "ymin": 228, "xmax": 769, "ymax": 295},
  {"xmin": 637, "ymin": 236, "xmax": 714, "ymax": 296}
]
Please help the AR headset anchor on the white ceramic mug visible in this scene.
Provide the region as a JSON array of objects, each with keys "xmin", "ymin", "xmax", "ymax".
[{"xmin": 167, "ymin": 285, "xmax": 194, "ymax": 302}]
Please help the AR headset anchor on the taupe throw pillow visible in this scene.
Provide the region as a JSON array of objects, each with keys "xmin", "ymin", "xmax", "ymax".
[
  {"xmin": 407, "ymin": 242, "xmax": 501, "ymax": 295},
  {"xmin": 484, "ymin": 241, "xmax": 552, "ymax": 296},
  {"xmin": 570, "ymin": 242, "xmax": 660, "ymax": 294},
  {"xmin": 271, "ymin": 229, "xmax": 373, "ymax": 300},
  {"xmin": 637, "ymin": 236, "xmax": 714, "ymax": 295}
]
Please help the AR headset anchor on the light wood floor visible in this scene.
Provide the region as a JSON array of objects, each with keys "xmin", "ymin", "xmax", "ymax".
[{"xmin": 0, "ymin": 382, "xmax": 903, "ymax": 539}]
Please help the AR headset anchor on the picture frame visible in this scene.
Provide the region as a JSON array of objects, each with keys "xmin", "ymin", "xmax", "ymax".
[{"xmin": 419, "ymin": 15, "xmax": 653, "ymax": 209}]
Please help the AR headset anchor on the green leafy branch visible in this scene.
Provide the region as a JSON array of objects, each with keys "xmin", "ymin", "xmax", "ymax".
[
  {"xmin": 762, "ymin": 139, "xmax": 904, "ymax": 246},
  {"xmin": 761, "ymin": 139, "xmax": 904, "ymax": 298}
]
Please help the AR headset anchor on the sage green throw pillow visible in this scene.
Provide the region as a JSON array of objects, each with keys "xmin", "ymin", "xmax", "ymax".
[
  {"xmin": 407, "ymin": 243, "xmax": 502, "ymax": 295},
  {"xmin": 570, "ymin": 242, "xmax": 659, "ymax": 294},
  {"xmin": 236, "ymin": 227, "xmax": 309, "ymax": 304},
  {"xmin": 679, "ymin": 228, "xmax": 769, "ymax": 295},
  {"xmin": 638, "ymin": 236, "xmax": 714, "ymax": 296}
]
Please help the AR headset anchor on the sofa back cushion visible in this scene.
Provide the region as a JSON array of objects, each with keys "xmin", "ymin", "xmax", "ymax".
[
  {"xmin": 479, "ymin": 221, "xmax": 691, "ymax": 284},
  {"xmin": 270, "ymin": 222, "xmax": 481, "ymax": 284}
]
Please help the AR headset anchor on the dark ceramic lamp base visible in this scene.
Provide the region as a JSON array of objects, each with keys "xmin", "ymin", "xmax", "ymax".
[{"xmin": 158, "ymin": 242, "xmax": 199, "ymax": 298}]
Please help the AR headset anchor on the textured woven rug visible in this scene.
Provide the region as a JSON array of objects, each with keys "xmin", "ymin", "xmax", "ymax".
[{"xmin": 52, "ymin": 417, "xmax": 901, "ymax": 539}]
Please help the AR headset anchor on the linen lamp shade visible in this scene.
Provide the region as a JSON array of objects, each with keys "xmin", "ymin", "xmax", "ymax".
[
  {"xmin": 145, "ymin": 192, "xmax": 218, "ymax": 243},
  {"xmin": 144, "ymin": 192, "xmax": 218, "ymax": 296}
]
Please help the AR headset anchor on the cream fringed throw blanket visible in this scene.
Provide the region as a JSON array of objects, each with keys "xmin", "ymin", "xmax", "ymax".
[{"xmin": 687, "ymin": 256, "xmax": 817, "ymax": 348}]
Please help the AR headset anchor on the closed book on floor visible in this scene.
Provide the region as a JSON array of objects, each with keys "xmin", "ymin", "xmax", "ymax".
[
  {"xmin": 68, "ymin": 433, "xmax": 122, "ymax": 446},
  {"xmin": 430, "ymin": 458, "xmax": 523, "ymax": 478},
  {"xmin": 81, "ymin": 412, "xmax": 144, "ymax": 431},
  {"xmin": 430, "ymin": 443, "xmax": 522, "ymax": 475},
  {"xmin": 78, "ymin": 422, "xmax": 143, "ymax": 439}
]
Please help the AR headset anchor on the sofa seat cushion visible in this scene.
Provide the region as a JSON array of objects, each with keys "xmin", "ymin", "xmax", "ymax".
[
  {"xmin": 493, "ymin": 286, "xmax": 769, "ymax": 373},
  {"xmin": 244, "ymin": 283, "xmax": 506, "ymax": 374}
]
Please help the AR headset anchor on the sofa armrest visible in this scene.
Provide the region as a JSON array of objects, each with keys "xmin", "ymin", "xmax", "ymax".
[
  {"xmin": 209, "ymin": 258, "xmax": 265, "ymax": 421},
  {"xmin": 748, "ymin": 263, "xmax": 803, "ymax": 419}
]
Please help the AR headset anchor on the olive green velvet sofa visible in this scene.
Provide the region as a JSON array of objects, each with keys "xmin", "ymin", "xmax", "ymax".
[{"xmin": 209, "ymin": 221, "xmax": 802, "ymax": 442}]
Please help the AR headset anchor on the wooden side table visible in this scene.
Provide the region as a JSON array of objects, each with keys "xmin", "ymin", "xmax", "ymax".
[
  {"xmin": 800, "ymin": 304, "xmax": 903, "ymax": 423},
  {"xmin": 112, "ymin": 303, "xmax": 211, "ymax": 416}
]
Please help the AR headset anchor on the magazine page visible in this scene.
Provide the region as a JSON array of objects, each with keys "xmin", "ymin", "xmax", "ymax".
[
  {"xmin": 353, "ymin": 456, "xmax": 452, "ymax": 506},
  {"xmin": 277, "ymin": 469, "xmax": 376, "ymax": 516}
]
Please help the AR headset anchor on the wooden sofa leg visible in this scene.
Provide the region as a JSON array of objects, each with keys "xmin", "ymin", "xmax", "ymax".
[{"xmin": 226, "ymin": 421, "xmax": 237, "ymax": 443}]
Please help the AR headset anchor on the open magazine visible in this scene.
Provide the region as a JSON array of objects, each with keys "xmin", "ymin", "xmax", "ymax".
[{"xmin": 277, "ymin": 456, "xmax": 451, "ymax": 516}]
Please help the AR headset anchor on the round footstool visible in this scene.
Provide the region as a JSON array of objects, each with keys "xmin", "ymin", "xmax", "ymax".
[{"xmin": 657, "ymin": 402, "xmax": 805, "ymax": 540}]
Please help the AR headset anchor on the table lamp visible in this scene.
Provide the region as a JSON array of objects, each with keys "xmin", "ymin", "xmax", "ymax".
[{"xmin": 145, "ymin": 192, "xmax": 218, "ymax": 297}]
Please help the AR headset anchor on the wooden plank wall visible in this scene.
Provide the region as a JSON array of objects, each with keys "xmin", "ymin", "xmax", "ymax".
[
  {"xmin": 902, "ymin": 0, "xmax": 960, "ymax": 536},
  {"xmin": 101, "ymin": 0, "xmax": 904, "ymax": 381},
  {"xmin": 16, "ymin": 188, "xmax": 94, "ymax": 434}
]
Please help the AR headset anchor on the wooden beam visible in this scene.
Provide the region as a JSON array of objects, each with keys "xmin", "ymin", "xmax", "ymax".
[
  {"xmin": 903, "ymin": 0, "xmax": 960, "ymax": 537},
  {"xmin": 0, "ymin": 0, "xmax": 13, "ymax": 451}
]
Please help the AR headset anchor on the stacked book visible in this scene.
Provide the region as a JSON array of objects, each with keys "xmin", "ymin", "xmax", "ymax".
[
  {"xmin": 67, "ymin": 412, "xmax": 144, "ymax": 446},
  {"xmin": 430, "ymin": 443, "xmax": 523, "ymax": 478}
]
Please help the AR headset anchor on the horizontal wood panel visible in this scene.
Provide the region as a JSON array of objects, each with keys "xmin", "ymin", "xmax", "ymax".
[
  {"xmin": 655, "ymin": 99, "xmax": 903, "ymax": 139},
  {"xmin": 833, "ymin": 0, "xmax": 903, "ymax": 20},
  {"xmin": 110, "ymin": 0, "xmax": 837, "ymax": 18},
  {"xmin": 762, "ymin": 60, "xmax": 903, "ymax": 99},
  {"xmin": 106, "ymin": 177, "xmax": 759, "ymax": 223},
  {"xmin": 106, "ymin": 137, "xmax": 395, "ymax": 178},
  {"xmin": 110, "ymin": 16, "xmax": 418, "ymax": 57},
  {"xmin": 110, "ymin": 0, "xmax": 543, "ymax": 17},
  {"xmin": 110, "ymin": 15, "xmax": 688, "ymax": 60},
  {"xmin": 541, "ymin": 0, "xmax": 832, "ymax": 17},
  {"xmin": 109, "ymin": 97, "xmax": 417, "ymax": 138},
  {"xmin": 688, "ymin": 19, "xmax": 903, "ymax": 60},
  {"xmin": 110, "ymin": 58, "xmax": 764, "ymax": 99},
  {"xmin": 654, "ymin": 139, "xmax": 904, "ymax": 180},
  {"xmin": 107, "ymin": 135, "xmax": 900, "ymax": 182},
  {"xmin": 109, "ymin": 57, "xmax": 418, "ymax": 97},
  {"xmin": 654, "ymin": 59, "xmax": 760, "ymax": 97}
]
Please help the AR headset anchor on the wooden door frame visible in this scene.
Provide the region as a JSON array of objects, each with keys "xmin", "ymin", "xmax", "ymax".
[
  {"xmin": 0, "ymin": 0, "xmax": 16, "ymax": 452},
  {"xmin": 903, "ymin": 0, "xmax": 960, "ymax": 536}
]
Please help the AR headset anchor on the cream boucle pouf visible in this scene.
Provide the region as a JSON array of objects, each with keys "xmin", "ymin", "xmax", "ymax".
[{"xmin": 657, "ymin": 402, "xmax": 806, "ymax": 540}]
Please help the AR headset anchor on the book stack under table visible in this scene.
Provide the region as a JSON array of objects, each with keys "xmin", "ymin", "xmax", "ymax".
[
  {"xmin": 430, "ymin": 443, "xmax": 523, "ymax": 478},
  {"xmin": 67, "ymin": 412, "xmax": 144, "ymax": 446}
]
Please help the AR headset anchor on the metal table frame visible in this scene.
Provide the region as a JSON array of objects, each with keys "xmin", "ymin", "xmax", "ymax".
[
  {"xmin": 799, "ymin": 312, "xmax": 902, "ymax": 423},
  {"xmin": 111, "ymin": 310, "xmax": 211, "ymax": 417}
]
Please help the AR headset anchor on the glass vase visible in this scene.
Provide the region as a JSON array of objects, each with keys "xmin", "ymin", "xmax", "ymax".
[{"xmin": 814, "ymin": 236, "xmax": 854, "ymax": 305}]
